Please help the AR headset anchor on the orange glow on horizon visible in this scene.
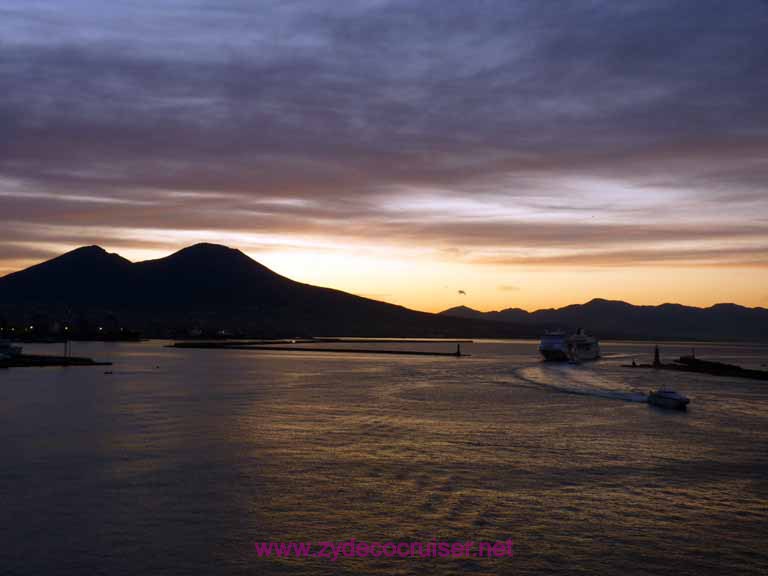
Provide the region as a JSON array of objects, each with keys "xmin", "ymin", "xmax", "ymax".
[{"xmin": 3, "ymin": 239, "xmax": 767, "ymax": 314}]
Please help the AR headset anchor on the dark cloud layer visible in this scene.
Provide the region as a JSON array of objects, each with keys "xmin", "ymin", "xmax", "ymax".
[{"xmin": 1, "ymin": 0, "xmax": 768, "ymax": 268}]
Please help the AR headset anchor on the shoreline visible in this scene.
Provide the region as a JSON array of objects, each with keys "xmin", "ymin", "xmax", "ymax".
[{"xmin": 0, "ymin": 354, "xmax": 112, "ymax": 368}]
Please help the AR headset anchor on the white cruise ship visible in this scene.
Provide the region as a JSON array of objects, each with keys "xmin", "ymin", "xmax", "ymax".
[{"xmin": 539, "ymin": 329, "xmax": 600, "ymax": 362}]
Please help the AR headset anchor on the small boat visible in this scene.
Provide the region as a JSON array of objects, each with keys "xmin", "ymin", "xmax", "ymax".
[
  {"xmin": 648, "ymin": 388, "xmax": 690, "ymax": 410},
  {"xmin": 539, "ymin": 329, "xmax": 600, "ymax": 362},
  {"xmin": 0, "ymin": 339, "xmax": 23, "ymax": 360}
]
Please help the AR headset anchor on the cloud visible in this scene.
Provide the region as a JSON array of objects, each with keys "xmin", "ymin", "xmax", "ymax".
[
  {"xmin": 475, "ymin": 246, "xmax": 768, "ymax": 268},
  {"xmin": 1, "ymin": 0, "xmax": 768, "ymax": 273}
]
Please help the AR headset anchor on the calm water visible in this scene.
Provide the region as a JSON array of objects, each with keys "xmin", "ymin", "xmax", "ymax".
[{"xmin": 1, "ymin": 340, "xmax": 767, "ymax": 575}]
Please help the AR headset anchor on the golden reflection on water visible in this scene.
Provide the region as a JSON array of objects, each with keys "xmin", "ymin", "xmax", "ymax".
[
  {"xmin": 223, "ymin": 346, "xmax": 768, "ymax": 575},
  {"xmin": 1, "ymin": 340, "xmax": 766, "ymax": 575}
]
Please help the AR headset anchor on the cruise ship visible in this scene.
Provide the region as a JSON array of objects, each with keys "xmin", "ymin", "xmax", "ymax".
[{"xmin": 539, "ymin": 329, "xmax": 600, "ymax": 362}]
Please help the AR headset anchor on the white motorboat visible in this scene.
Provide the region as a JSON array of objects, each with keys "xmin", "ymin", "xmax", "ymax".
[{"xmin": 539, "ymin": 329, "xmax": 600, "ymax": 362}]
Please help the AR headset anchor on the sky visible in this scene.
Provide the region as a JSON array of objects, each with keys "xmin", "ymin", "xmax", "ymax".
[{"xmin": 1, "ymin": 0, "xmax": 767, "ymax": 313}]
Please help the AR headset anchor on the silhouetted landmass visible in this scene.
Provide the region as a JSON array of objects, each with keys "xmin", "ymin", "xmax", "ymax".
[
  {"xmin": 2, "ymin": 244, "xmax": 766, "ymax": 340},
  {"xmin": 624, "ymin": 355, "xmax": 768, "ymax": 381},
  {"xmin": 440, "ymin": 299, "xmax": 768, "ymax": 341},
  {"xmin": 0, "ymin": 354, "xmax": 111, "ymax": 368},
  {"xmin": 0, "ymin": 244, "xmax": 531, "ymax": 339}
]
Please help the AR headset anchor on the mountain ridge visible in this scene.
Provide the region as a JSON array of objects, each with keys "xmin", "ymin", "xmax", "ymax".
[
  {"xmin": 441, "ymin": 297, "xmax": 767, "ymax": 317},
  {"xmin": 0, "ymin": 244, "xmax": 528, "ymax": 339},
  {"xmin": 440, "ymin": 298, "xmax": 768, "ymax": 340},
  {"xmin": 1, "ymin": 245, "xmax": 766, "ymax": 340}
]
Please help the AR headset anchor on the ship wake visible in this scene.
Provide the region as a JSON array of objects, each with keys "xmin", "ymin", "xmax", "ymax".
[{"xmin": 516, "ymin": 364, "xmax": 648, "ymax": 403}]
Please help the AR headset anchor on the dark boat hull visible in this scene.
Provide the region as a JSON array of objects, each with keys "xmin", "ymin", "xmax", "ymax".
[{"xmin": 540, "ymin": 349, "xmax": 570, "ymax": 361}]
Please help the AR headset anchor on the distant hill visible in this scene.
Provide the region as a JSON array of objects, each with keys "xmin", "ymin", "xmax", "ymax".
[
  {"xmin": 440, "ymin": 298, "xmax": 768, "ymax": 341},
  {"xmin": 441, "ymin": 305, "xmax": 530, "ymax": 324},
  {"xmin": 0, "ymin": 244, "xmax": 530, "ymax": 339}
]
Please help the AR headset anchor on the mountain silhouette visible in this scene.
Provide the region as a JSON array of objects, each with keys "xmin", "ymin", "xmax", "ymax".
[
  {"xmin": 3, "ymin": 245, "xmax": 766, "ymax": 340},
  {"xmin": 440, "ymin": 298, "xmax": 768, "ymax": 340},
  {"xmin": 0, "ymin": 244, "xmax": 528, "ymax": 338}
]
